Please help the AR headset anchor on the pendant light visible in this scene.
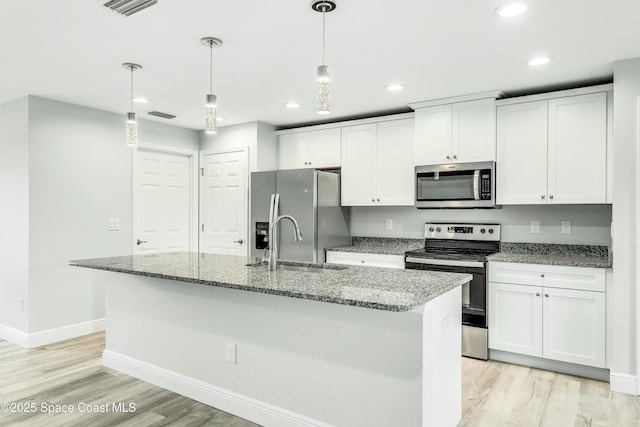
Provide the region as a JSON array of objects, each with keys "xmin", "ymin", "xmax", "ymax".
[
  {"xmin": 201, "ymin": 36, "xmax": 223, "ymax": 134},
  {"xmin": 122, "ymin": 63, "xmax": 142, "ymax": 146},
  {"xmin": 312, "ymin": 0, "xmax": 336, "ymax": 115}
]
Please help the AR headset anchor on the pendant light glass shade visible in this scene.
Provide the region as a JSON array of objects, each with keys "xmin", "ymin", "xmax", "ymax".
[
  {"xmin": 122, "ymin": 63, "xmax": 142, "ymax": 146},
  {"xmin": 205, "ymin": 94, "xmax": 217, "ymax": 134},
  {"xmin": 312, "ymin": 1, "xmax": 336, "ymax": 115},
  {"xmin": 201, "ymin": 37, "xmax": 222, "ymax": 134}
]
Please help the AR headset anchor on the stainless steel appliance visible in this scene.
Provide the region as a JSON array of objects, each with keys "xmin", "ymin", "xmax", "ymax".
[
  {"xmin": 404, "ymin": 223, "xmax": 501, "ymax": 360},
  {"xmin": 415, "ymin": 161, "xmax": 496, "ymax": 208},
  {"xmin": 250, "ymin": 168, "xmax": 350, "ymax": 263}
]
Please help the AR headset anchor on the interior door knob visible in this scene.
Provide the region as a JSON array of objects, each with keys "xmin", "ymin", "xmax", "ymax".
[
  {"xmin": 233, "ymin": 239, "xmax": 244, "ymax": 244},
  {"xmin": 136, "ymin": 239, "xmax": 147, "ymax": 246}
]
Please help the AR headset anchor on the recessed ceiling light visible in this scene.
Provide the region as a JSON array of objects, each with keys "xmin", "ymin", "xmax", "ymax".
[
  {"xmin": 526, "ymin": 57, "xmax": 550, "ymax": 67},
  {"xmin": 385, "ymin": 84, "xmax": 404, "ymax": 92},
  {"xmin": 284, "ymin": 102, "xmax": 301, "ymax": 108},
  {"xmin": 133, "ymin": 97, "xmax": 149, "ymax": 103},
  {"xmin": 495, "ymin": 2, "xmax": 527, "ymax": 18}
]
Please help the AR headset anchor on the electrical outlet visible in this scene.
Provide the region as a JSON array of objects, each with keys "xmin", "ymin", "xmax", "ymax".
[
  {"xmin": 108, "ymin": 218, "xmax": 120, "ymax": 231},
  {"xmin": 530, "ymin": 221, "xmax": 540, "ymax": 234},
  {"xmin": 225, "ymin": 342, "xmax": 236, "ymax": 364},
  {"xmin": 385, "ymin": 219, "xmax": 393, "ymax": 230},
  {"xmin": 18, "ymin": 298, "xmax": 24, "ymax": 314},
  {"xmin": 561, "ymin": 220, "xmax": 572, "ymax": 235}
]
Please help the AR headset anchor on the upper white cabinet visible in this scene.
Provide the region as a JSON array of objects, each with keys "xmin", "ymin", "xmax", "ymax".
[
  {"xmin": 341, "ymin": 117, "xmax": 414, "ymax": 206},
  {"xmin": 278, "ymin": 127, "xmax": 341, "ymax": 170},
  {"xmin": 497, "ymin": 89, "xmax": 609, "ymax": 205},
  {"xmin": 488, "ymin": 262, "xmax": 606, "ymax": 368},
  {"xmin": 413, "ymin": 97, "xmax": 497, "ymax": 165}
]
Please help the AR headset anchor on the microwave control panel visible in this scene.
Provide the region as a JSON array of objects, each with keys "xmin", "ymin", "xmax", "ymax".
[{"xmin": 480, "ymin": 170, "xmax": 492, "ymax": 200}]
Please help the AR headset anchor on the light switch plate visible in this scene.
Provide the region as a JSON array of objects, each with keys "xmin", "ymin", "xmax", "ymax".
[
  {"xmin": 108, "ymin": 218, "xmax": 120, "ymax": 231},
  {"xmin": 530, "ymin": 221, "xmax": 540, "ymax": 234},
  {"xmin": 561, "ymin": 220, "xmax": 572, "ymax": 235}
]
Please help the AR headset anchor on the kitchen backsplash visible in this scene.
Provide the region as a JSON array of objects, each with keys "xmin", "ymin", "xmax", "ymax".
[{"xmin": 349, "ymin": 204, "xmax": 612, "ymax": 246}]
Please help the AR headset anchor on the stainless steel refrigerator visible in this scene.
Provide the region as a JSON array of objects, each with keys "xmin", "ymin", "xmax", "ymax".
[{"xmin": 250, "ymin": 168, "xmax": 350, "ymax": 263}]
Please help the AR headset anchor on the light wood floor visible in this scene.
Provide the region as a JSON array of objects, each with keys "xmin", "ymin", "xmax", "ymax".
[{"xmin": 1, "ymin": 333, "xmax": 639, "ymax": 426}]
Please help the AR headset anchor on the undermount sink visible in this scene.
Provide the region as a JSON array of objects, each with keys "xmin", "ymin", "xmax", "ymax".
[{"xmin": 246, "ymin": 260, "xmax": 346, "ymax": 272}]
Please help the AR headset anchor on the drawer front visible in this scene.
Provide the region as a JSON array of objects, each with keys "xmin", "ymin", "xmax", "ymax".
[
  {"xmin": 326, "ymin": 251, "xmax": 404, "ymax": 269},
  {"xmin": 489, "ymin": 262, "xmax": 605, "ymax": 292}
]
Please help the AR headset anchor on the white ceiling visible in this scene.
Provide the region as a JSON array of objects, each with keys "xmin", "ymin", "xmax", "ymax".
[{"xmin": 2, "ymin": 0, "xmax": 638, "ymax": 131}]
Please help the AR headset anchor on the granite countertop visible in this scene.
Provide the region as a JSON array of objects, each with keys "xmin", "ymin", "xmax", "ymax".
[
  {"xmin": 487, "ymin": 243, "xmax": 612, "ymax": 269},
  {"xmin": 327, "ymin": 237, "xmax": 423, "ymax": 256},
  {"xmin": 70, "ymin": 252, "xmax": 470, "ymax": 312}
]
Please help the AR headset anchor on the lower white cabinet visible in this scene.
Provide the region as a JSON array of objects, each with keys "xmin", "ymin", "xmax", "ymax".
[
  {"xmin": 488, "ymin": 262, "xmax": 605, "ymax": 368},
  {"xmin": 326, "ymin": 251, "xmax": 404, "ymax": 269}
]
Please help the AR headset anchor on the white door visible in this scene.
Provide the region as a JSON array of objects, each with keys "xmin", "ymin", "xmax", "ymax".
[
  {"xmin": 453, "ymin": 98, "xmax": 496, "ymax": 162},
  {"xmin": 200, "ymin": 149, "xmax": 248, "ymax": 255},
  {"xmin": 308, "ymin": 127, "xmax": 341, "ymax": 168},
  {"xmin": 376, "ymin": 119, "xmax": 415, "ymax": 206},
  {"xmin": 133, "ymin": 148, "xmax": 195, "ymax": 254},
  {"xmin": 340, "ymin": 123, "xmax": 377, "ymax": 206},
  {"xmin": 488, "ymin": 282, "xmax": 543, "ymax": 357},
  {"xmin": 278, "ymin": 132, "xmax": 309, "ymax": 170},
  {"xmin": 414, "ymin": 104, "xmax": 452, "ymax": 165}
]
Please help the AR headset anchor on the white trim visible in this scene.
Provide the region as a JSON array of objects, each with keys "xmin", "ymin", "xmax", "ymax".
[
  {"xmin": 276, "ymin": 112, "xmax": 415, "ymax": 134},
  {"xmin": 495, "ymin": 84, "xmax": 613, "ymax": 106},
  {"xmin": 0, "ymin": 318, "xmax": 105, "ymax": 349},
  {"xmin": 0, "ymin": 323, "xmax": 29, "ymax": 347},
  {"xmin": 610, "ymin": 372, "xmax": 639, "ymax": 395},
  {"xmin": 409, "ymin": 90, "xmax": 504, "ymax": 109},
  {"xmin": 132, "ymin": 145, "xmax": 199, "ymax": 254},
  {"xmin": 102, "ymin": 350, "xmax": 333, "ymax": 427}
]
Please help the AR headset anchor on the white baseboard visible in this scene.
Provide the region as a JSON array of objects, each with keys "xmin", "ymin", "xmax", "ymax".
[
  {"xmin": 0, "ymin": 324, "xmax": 29, "ymax": 347},
  {"xmin": 610, "ymin": 372, "xmax": 639, "ymax": 395},
  {"xmin": 103, "ymin": 350, "xmax": 332, "ymax": 427},
  {"xmin": 0, "ymin": 319, "xmax": 105, "ymax": 349}
]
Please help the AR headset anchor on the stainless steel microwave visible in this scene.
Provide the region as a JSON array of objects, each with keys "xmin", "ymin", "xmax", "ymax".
[{"xmin": 415, "ymin": 161, "xmax": 496, "ymax": 208}]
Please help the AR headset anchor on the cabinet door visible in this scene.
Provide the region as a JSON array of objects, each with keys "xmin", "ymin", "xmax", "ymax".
[
  {"xmin": 496, "ymin": 101, "xmax": 548, "ymax": 204},
  {"xmin": 341, "ymin": 124, "xmax": 377, "ymax": 206},
  {"xmin": 542, "ymin": 287, "xmax": 605, "ymax": 368},
  {"xmin": 488, "ymin": 282, "xmax": 542, "ymax": 357},
  {"xmin": 308, "ymin": 128, "xmax": 341, "ymax": 169},
  {"xmin": 453, "ymin": 98, "xmax": 496, "ymax": 162},
  {"xmin": 278, "ymin": 132, "xmax": 309, "ymax": 170},
  {"xmin": 326, "ymin": 251, "xmax": 404, "ymax": 269},
  {"xmin": 547, "ymin": 92, "xmax": 607, "ymax": 204},
  {"xmin": 414, "ymin": 105, "xmax": 452, "ymax": 165},
  {"xmin": 376, "ymin": 119, "xmax": 415, "ymax": 206}
]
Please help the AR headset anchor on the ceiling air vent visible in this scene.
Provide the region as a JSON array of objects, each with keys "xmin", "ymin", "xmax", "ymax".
[
  {"xmin": 148, "ymin": 111, "xmax": 176, "ymax": 119},
  {"xmin": 103, "ymin": 0, "xmax": 158, "ymax": 16}
]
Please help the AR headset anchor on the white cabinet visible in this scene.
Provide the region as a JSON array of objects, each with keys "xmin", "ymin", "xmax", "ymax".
[
  {"xmin": 278, "ymin": 127, "xmax": 341, "ymax": 170},
  {"xmin": 341, "ymin": 118, "xmax": 414, "ymax": 206},
  {"xmin": 326, "ymin": 251, "xmax": 404, "ymax": 269},
  {"xmin": 497, "ymin": 91, "xmax": 608, "ymax": 204},
  {"xmin": 488, "ymin": 262, "xmax": 606, "ymax": 368},
  {"xmin": 414, "ymin": 98, "xmax": 496, "ymax": 165}
]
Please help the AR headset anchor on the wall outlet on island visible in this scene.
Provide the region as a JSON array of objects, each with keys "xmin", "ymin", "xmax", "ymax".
[
  {"xmin": 561, "ymin": 220, "xmax": 572, "ymax": 235},
  {"xmin": 530, "ymin": 221, "xmax": 540, "ymax": 234},
  {"xmin": 385, "ymin": 219, "xmax": 393, "ymax": 230},
  {"xmin": 225, "ymin": 342, "xmax": 237, "ymax": 364}
]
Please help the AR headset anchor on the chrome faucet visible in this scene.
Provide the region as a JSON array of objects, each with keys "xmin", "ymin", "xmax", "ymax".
[{"xmin": 269, "ymin": 214, "xmax": 303, "ymax": 271}]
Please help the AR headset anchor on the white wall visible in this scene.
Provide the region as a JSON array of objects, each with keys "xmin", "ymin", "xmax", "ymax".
[
  {"xmin": 24, "ymin": 96, "xmax": 199, "ymax": 334},
  {"xmin": 0, "ymin": 97, "xmax": 29, "ymax": 333},
  {"xmin": 200, "ymin": 121, "xmax": 277, "ymax": 172},
  {"xmin": 611, "ymin": 58, "xmax": 640, "ymax": 383},
  {"xmin": 350, "ymin": 205, "xmax": 612, "ymax": 245}
]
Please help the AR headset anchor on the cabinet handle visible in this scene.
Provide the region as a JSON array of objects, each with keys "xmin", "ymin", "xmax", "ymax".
[
  {"xmin": 536, "ymin": 293, "xmax": 540, "ymax": 297},
  {"xmin": 541, "ymin": 195, "xmax": 546, "ymax": 200},
  {"xmin": 549, "ymin": 195, "xmax": 554, "ymax": 200},
  {"xmin": 545, "ymin": 294, "xmax": 549, "ymax": 298},
  {"xmin": 361, "ymin": 260, "xmax": 365, "ymax": 264},
  {"xmin": 453, "ymin": 155, "xmax": 457, "ymax": 160},
  {"xmin": 540, "ymin": 274, "xmax": 545, "ymax": 278},
  {"xmin": 377, "ymin": 198, "xmax": 380, "ymax": 202},
  {"xmin": 371, "ymin": 198, "xmax": 375, "ymax": 202},
  {"xmin": 446, "ymin": 156, "xmax": 451, "ymax": 160}
]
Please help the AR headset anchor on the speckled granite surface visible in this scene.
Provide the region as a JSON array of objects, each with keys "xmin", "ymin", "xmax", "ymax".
[
  {"xmin": 488, "ymin": 243, "xmax": 612, "ymax": 268},
  {"xmin": 327, "ymin": 237, "xmax": 423, "ymax": 256},
  {"xmin": 70, "ymin": 252, "xmax": 470, "ymax": 312}
]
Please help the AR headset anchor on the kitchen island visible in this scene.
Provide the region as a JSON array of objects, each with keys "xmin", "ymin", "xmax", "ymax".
[{"xmin": 71, "ymin": 252, "xmax": 470, "ymax": 427}]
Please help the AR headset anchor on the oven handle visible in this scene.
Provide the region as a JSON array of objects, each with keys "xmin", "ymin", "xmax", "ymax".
[
  {"xmin": 473, "ymin": 170, "xmax": 480, "ymax": 200},
  {"xmin": 405, "ymin": 257, "xmax": 485, "ymax": 268}
]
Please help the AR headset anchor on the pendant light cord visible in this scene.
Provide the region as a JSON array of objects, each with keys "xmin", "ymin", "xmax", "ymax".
[
  {"xmin": 209, "ymin": 42, "xmax": 213, "ymax": 94},
  {"xmin": 322, "ymin": 7, "xmax": 326, "ymax": 65},
  {"xmin": 129, "ymin": 66, "xmax": 134, "ymax": 112}
]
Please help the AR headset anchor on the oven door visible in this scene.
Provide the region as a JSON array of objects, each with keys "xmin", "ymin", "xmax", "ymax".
[{"xmin": 404, "ymin": 258, "xmax": 486, "ymax": 328}]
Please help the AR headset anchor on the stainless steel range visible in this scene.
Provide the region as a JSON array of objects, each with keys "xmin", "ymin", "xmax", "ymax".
[{"xmin": 404, "ymin": 223, "xmax": 501, "ymax": 360}]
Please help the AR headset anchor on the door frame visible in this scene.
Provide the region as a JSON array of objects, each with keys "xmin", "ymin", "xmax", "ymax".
[
  {"xmin": 199, "ymin": 146, "xmax": 250, "ymax": 256},
  {"xmin": 132, "ymin": 143, "xmax": 199, "ymax": 254}
]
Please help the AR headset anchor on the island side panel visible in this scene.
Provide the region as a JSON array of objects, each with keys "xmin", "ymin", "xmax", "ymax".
[{"xmin": 101, "ymin": 272, "xmax": 440, "ymax": 427}]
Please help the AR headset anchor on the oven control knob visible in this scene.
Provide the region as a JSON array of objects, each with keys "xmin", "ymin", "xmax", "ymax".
[
  {"xmin": 435, "ymin": 227, "xmax": 441, "ymax": 233},
  {"xmin": 488, "ymin": 228, "xmax": 494, "ymax": 234},
  {"xmin": 480, "ymin": 228, "xmax": 486, "ymax": 234},
  {"xmin": 428, "ymin": 227, "xmax": 434, "ymax": 232}
]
